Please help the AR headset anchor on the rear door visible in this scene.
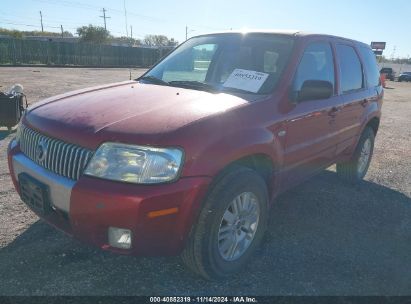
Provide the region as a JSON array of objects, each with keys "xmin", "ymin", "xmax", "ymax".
[{"xmin": 333, "ymin": 43, "xmax": 373, "ymax": 155}]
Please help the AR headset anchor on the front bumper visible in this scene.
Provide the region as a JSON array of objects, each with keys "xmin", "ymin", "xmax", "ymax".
[{"xmin": 7, "ymin": 139, "xmax": 211, "ymax": 256}]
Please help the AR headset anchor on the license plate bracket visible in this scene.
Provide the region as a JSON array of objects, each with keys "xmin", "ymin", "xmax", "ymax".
[{"xmin": 19, "ymin": 173, "xmax": 51, "ymax": 215}]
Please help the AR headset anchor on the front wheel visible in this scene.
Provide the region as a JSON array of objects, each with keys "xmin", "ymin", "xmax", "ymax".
[
  {"xmin": 336, "ymin": 126, "xmax": 375, "ymax": 183},
  {"xmin": 181, "ymin": 166, "xmax": 268, "ymax": 280}
]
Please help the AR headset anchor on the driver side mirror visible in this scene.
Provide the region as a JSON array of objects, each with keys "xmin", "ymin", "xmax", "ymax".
[{"xmin": 291, "ymin": 80, "xmax": 333, "ymax": 103}]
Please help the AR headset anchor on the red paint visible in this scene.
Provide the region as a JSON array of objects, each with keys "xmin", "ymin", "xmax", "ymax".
[{"xmin": 7, "ymin": 32, "xmax": 383, "ymax": 256}]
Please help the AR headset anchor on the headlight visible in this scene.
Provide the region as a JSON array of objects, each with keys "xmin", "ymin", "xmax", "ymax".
[{"xmin": 84, "ymin": 143, "xmax": 184, "ymax": 184}]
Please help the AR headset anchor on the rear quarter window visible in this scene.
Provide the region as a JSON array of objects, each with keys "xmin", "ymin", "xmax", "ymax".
[{"xmin": 359, "ymin": 46, "xmax": 381, "ymax": 87}]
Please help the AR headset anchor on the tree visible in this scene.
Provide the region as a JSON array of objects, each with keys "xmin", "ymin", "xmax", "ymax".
[
  {"xmin": 110, "ymin": 36, "xmax": 141, "ymax": 46},
  {"xmin": 0, "ymin": 28, "xmax": 74, "ymax": 38},
  {"xmin": 167, "ymin": 38, "xmax": 178, "ymax": 47},
  {"xmin": 77, "ymin": 25, "xmax": 111, "ymax": 44},
  {"xmin": 2, "ymin": 29, "xmax": 23, "ymax": 39},
  {"xmin": 143, "ymin": 34, "xmax": 178, "ymax": 47}
]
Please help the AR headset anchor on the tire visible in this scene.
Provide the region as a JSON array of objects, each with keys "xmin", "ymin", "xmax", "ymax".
[
  {"xmin": 181, "ymin": 166, "xmax": 269, "ymax": 280},
  {"xmin": 336, "ymin": 126, "xmax": 375, "ymax": 183}
]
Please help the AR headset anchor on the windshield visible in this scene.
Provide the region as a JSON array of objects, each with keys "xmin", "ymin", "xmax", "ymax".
[{"xmin": 140, "ymin": 33, "xmax": 295, "ymax": 95}]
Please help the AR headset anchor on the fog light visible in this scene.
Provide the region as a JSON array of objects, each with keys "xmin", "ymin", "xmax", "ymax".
[{"xmin": 108, "ymin": 227, "xmax": 132, "ymax": 249}]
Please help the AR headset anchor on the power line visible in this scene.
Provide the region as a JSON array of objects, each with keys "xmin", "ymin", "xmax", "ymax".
[
  {"xmin": 29, "ymin": 0, "xmax": 212, "ymax": 26},
  {"xmin": 0, "ymin": 19, "xmax": 148, "ymax": 39},
  {"xmin": 0, "ymin": 19, "xmax": 60, "ymax": 29},
  {"xmin": 3, "ymin": 1, "xmax": 229, "ymax": 40},
  {"xmin": 0, "ymin": 21, "xmax": 39, "ymax": 28},
  {"xmin": 31, "ymin": 0, "xmax": 101, "ymax": 11},
  {"xmin": 0, "ymin": 11, "xmax": 87, "ymax": 27},
  {"xmin": 30, "ymin": 0, "xmax": 163, "ymax": 23},
  {"xmin": 28, "ymin": 0, "xmax": 229, "ymax": 36}
]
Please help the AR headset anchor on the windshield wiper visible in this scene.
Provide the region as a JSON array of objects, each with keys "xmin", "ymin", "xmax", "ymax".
[
  {"xmin": 138, "ymin": 75, "xmax": 169, "ymax": 86},
  {"xmin": 168, "ymin": 81, "xmax": 216, "ymax": 92}
]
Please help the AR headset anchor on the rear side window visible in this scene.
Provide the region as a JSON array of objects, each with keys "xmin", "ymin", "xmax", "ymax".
[
  {"xmin": 336, "ymin": 44, "xmax": 364, "ymax": 93},
  {"xmin": 294, "ymin": 42, "xmax": 335, "ymax": 91},
  {"xmin": 359, "ymin": 47, "xmax": 381, "ymax": 87}
]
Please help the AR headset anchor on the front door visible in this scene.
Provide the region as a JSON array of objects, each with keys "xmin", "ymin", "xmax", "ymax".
[{"xmin": 282, "ymin": 41, "xmax": 340, "ymax": 186}]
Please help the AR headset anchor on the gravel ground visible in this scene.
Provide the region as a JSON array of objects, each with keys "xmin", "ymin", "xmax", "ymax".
[{"xmin": 0, "ymin": 68, "xmax": 410, "ymax": 295}]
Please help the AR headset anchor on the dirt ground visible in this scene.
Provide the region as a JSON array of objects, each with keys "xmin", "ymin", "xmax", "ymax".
[{"xmin": 0, "ymin": 67, "xmax": 410, "ymax": 295}]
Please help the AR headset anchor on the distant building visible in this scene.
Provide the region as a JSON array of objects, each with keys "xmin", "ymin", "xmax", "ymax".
[{"xmin": 379, "ymin": 62, "xmax": 411, "ymax": 75}]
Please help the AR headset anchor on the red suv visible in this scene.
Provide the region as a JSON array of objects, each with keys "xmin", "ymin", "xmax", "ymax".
[{"xmin": 7, "ymin": 31, "xmax": 383, "ymax": 279}]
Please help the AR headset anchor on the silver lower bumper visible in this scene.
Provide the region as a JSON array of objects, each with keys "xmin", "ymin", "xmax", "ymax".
[{"xmin": 12, "ymin": 153, "xmax": 74, "ymax": 213}]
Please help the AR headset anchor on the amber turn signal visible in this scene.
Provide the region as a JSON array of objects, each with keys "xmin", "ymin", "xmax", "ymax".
[{"xmin": 147, "ymin": 207, "xmax": 179, "ymax": 218}]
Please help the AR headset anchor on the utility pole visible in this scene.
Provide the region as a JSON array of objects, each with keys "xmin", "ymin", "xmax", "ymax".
[
  {"xmin": 185, "ymin": 26, "xmax": 194, "ymax": 40},
  {"xmin": 130, "ymin": 25, "xmax": 133, "ymax": 39},
  {"xmin": 39, "ymin": 11, "xmax": 44, "ymax": 32},
  {"xmin": 123, "ymin": 0, "xmax": 129, "ymax": 37},
  {"xmin": 60, "ymin": 25, "xmax": 64, "ymax": 38},
  {"xmin": 391, "ymin": 46, "xmax": 396, "ymax": 61},
  {"xmin": 99, "ymin": 8, "xmax": 110, "ymax": 30}
]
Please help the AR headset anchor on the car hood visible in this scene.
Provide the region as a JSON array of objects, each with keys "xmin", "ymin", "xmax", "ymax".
[{"xmin": 25, "ymin": 81, "xmax": 251, "ymax": 149}]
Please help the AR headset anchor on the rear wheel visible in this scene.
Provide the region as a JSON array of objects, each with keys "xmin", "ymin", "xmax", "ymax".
[
  {"xmin": 336, "ymin": 126, "xmax": 375, "ymax": 183},
  {"xmin": 181, "ymin": 166, "xmax": 269, "ymax": 280}
]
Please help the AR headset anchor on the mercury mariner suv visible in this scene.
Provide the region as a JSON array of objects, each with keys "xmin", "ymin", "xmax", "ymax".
[{"xmin": 8, "ymin": 30, "xmax": 383, "ymax": 279}]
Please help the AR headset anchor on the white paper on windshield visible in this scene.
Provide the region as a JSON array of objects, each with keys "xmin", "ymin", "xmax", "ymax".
[{"xmin": 223, "ymin": 69, "xmax": 269, "ymax": 93}]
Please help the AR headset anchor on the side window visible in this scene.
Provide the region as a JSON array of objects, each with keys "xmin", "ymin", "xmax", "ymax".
[
  {"xmin": 336, "ymin": 44, "xmax": 364, "ymax": 93},
  {"xmin": 358, "ymin": 47, "xmax": 381, "ymax": 87},
  {"xmin": 294, "ymin": 42, "xmax": 335, "ymax": 92}
]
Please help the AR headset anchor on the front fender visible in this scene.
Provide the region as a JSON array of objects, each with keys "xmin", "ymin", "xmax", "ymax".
[{"xmin": 184, "ymin": 127, "xmax": 283, "ymax": 178}]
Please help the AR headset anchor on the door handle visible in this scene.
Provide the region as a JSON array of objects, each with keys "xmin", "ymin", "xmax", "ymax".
[
  {"xmin": 328, "ymin": 107, "xmax": 340, "ymax": 117},
  {"xmin": 360, "ymin": 99, "xmax": 369, "ymax": 107}
]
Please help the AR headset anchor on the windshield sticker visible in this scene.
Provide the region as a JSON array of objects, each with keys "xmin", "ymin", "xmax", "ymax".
[{"xmin": 223, "ymin": 69, "xmax": 269, "ymax": 93}]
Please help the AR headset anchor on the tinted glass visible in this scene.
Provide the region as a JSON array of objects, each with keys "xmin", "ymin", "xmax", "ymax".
[
  {"xmin": 359, "ymin": 46, "xmax": 381, "ymax": 87},
  {"xmin": 293, "ymin": 42, "xmax": 335, "ymax": 91},
  {"xmin": 337, "ymin": 44, "xmax": 364, "ymax": 93},
  {"xmin": 163, "ymin": 44, "xmax": 218, "ymax": 82},
  {"xmin": 145, "ymin": 33, "xmax": 295, "ymax": 95}
]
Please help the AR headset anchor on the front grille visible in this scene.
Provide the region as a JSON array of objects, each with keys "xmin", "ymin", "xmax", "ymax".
[{"xmin": 19, "ymin": 124, "xmax": 94, "ymax": 180}]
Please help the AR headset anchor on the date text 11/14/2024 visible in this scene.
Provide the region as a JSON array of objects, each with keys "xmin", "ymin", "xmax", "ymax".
[{"xmin": 149, "ymin": 296, "xmax": 257, "ymax": 303}]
